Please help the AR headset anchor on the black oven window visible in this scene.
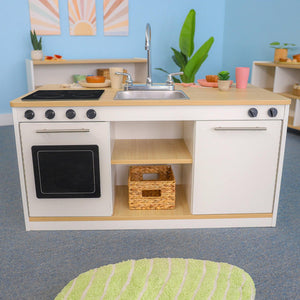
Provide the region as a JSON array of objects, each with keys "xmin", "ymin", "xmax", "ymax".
[{"xmin": 32, "ymin": 145, "xmax": 100, "ymax": 198}]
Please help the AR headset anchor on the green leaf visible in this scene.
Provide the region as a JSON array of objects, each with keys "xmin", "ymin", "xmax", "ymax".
[
  {"xmin": 172, "ymin": 76, "xmax": 181, "ymax": 83},
  {"xmin": 155, "ymin": 67, "xmax": 170, "ymax": 74},
  {"xmin": 179, "ymin": 9, "xmax": 195, "ymax": 57},
  {"xmin": 270, "ymin": 41, "xmax": 280, "ymax": 46},
  {"xmin": 184, "ymin": 36, "xmax": 214, "ymax": 82},
  {"xmin": 171, "ymin": 48, "xmax": 187, "ymax": 69}
]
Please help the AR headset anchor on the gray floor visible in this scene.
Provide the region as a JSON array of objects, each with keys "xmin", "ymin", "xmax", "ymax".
[{"xmin": 0, "ymin": 125, "xmax": 299, "ymax": 300}]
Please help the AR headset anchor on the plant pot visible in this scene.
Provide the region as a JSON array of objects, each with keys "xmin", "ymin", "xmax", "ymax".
[
  {"xmin": 218, "ymin": 80, "xmax": 231, "ymax": 91},
  {"xmin": 274, "ymin": 48, "xmax": 288, "ymax": 63},
  {"xmin": 31, "ymin": 50, "xmax": 43, "ymax": 61}
]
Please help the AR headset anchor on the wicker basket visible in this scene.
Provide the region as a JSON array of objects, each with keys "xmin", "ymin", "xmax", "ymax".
[{"xmin": 128, "ymin": 165, "xmax": 175, "ymax": 210}]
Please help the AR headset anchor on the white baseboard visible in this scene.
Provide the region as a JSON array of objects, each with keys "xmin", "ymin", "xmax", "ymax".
[{"xmin": 0, "ymin": 113, "xmax": 13, "ymax": 126}]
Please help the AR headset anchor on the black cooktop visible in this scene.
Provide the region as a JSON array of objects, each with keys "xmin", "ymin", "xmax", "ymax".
[{"xmin": 21, "ymin": 90, "xmax": 104, "ymax": 101}]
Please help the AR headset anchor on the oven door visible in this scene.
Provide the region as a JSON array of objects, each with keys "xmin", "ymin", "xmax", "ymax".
[
  {"xmin": 32, "ymin": 145, "xmax": 100, "ymax": 198},
  {"xmin": 20, "ymin": 122, "xmax": 113, "ymax": 217}
]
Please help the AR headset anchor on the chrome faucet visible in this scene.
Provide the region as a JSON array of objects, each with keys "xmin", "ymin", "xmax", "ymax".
[
  {"xmin": 114, "ymin": 23, "xmax": 183, "ymax": 91},
  {"xmin": 145, "ymin": 23, "xmax": 152, "ymax": 86}
]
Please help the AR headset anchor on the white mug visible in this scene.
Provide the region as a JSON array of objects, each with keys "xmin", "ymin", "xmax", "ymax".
[{"xmin": 109, "ymin": 67, "xmax": 123, "ymax": 89}]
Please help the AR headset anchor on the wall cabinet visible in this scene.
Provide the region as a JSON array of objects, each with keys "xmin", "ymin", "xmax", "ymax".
[
  {"xmin": 251, "ymin": 61, "xmax": 300, "ymax": 131},
  {"xmin": 192, "ymin": 120, "xmax": 282, "ymax": 214}
]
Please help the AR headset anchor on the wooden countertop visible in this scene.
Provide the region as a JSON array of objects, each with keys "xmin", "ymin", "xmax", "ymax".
[{"xmin": 10, "ymin": 84, "xmax": 291, "ymax": 107}]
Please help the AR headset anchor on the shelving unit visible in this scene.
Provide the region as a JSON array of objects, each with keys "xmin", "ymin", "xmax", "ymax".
[
  {"xmin": 251, "ymin": 61, "xmax": 300, "ymax": 131},
  {"xmin": 25, "ymin": 58, "xmax": 147, "ymax": 91}
]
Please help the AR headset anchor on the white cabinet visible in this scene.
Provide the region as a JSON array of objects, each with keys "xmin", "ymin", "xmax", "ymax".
[
  {"xmin": 251, "ymin": 61, "xmax": 300, "ymax": 130},
  {"xmin": 192, "ymin": 120, "xmax": 282, "ymax": 214}
]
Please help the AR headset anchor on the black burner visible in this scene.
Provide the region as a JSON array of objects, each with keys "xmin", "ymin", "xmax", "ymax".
[{"xmin": 22, "ymin": 90, "xmax": 104, "ymax": 101}]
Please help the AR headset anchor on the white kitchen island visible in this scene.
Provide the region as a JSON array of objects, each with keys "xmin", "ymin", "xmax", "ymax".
[{"xmin": 10, "ymin": 85, "xmax": 290, "ymax": 230}]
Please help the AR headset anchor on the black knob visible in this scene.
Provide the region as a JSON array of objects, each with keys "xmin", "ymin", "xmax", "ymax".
[
  {"xmin": 66, "ymin": 109, "xmax": 76, "ymax": 119},
  {"xmin": 248, "ymin": 108, "xmax": 258, "ymax": 118},
  {"xmin": 24, "ymin": 110, "xmax": 35, "ymax": 120},
  {"xmin": 45, "ymin": 109, "xmax": 55, "ymax": 119},
  {"xmin": 86, "ymin": 109, "xmax": 97, "ymax": 119},
  {"xmin": 268, "ymin": 107, "xmax": 278, "ymax": 118}
]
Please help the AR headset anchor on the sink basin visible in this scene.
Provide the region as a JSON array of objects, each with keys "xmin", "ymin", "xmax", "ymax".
[{"xmin": 114, "ymin": 90, "xmax": 189, "ymax": 100}]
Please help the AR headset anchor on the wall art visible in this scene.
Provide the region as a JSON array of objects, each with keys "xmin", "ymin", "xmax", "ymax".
[
  {"xmin": 68, "ymin": 0, "xmax": 96, "ymax": 36},
  {"xmin": 104, "ymin": 0, "xmax": 128, "ymax": 36},
  {"xmin": 28, "ymin": 0, "xmax": 61, "ymax": 35}
]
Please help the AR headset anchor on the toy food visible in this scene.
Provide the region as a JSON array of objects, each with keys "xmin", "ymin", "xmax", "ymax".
[
  {"xmin": 206, "ymin": 75, "xmax": 218, "ymax": 82},
  {"xmin": 86, "ymin": 76, "xmax": 105, "ymax": 83},
  {"xmin": 45, "ymin": 56, "xmax": 53, "ymax": 60}
]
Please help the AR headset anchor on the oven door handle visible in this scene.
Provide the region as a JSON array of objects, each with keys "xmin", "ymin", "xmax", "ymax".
[{"xmin": 36, "ymin": 129, "xmax": 90, "ymax": 133}]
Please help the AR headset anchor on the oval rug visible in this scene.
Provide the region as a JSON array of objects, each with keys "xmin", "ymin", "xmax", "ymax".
[{"xmin": 55, "ymin": 258, "xmax": 255, "ymax": 299}]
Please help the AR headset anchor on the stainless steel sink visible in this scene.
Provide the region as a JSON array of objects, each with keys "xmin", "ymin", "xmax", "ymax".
[{"xmin": 114, "ymin": 90, "xmax": 189, "ymax": 100}]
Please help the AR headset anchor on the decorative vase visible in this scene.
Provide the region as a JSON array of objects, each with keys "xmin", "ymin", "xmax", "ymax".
[
  {"xmin": 218, "ymin": 80, "xmax": 231, "ymax": 91},
  {"xmin": 274, "ymin": 48, "xmax": 288, "ymax": 63},
  {"xmin": 31, "ymin": 50, "xmax": 43, "ymax": 61}
]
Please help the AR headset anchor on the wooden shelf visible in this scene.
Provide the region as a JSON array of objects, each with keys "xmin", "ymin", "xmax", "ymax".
[
  {"xmin": 280, "ymin": 92, "xmax": 300, "ymax": 100},
  {"xmin": 29, "ymin": 185, "xmax": 272, "ymax": 222},
  {"xmin": 254, "ymin": 62, "xmax": 300, "ymax": 69},
  {"xmin": 111, "ymin": 139, "xmax": 193, "ymax": 165},
  {"xmin": 32, "ymin": 58, "xmax": 147, "ymax": 65},
  {"xmin": 288, "ymin": 116, "xmax": 300, "ymax": 131}
]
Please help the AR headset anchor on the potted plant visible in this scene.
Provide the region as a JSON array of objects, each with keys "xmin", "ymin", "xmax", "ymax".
[
  {"xmin": 30, "ymin": 30, "xmax": 43, "ymax": 61},
  {"xmin": 269, "ymin": 41, "xmax": 296, "ymax": 62},
  {"xmin": 156, "ymin": 9, "xmax": 214, "ymax": 83},
  {"xmin": 218, "ymin": 71, "xmax": 231, "ymax": 91}
]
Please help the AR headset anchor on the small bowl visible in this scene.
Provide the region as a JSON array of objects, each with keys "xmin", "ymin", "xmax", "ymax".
[
  {"xmin": 205, "ymin": 75, "xmax": 218, "ymax": 82},
  {"xmin": 292, "ymin": 54, "xmax": 300, "ymax": 62},
  {"xmin": 86, "ymin": 76, "xmax": 105, "ymax": 83}
]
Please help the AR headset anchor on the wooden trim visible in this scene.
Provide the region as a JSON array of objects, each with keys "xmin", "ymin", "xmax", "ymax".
[
  {"xmin": 29, "ymin": 213, "xmax": 273, "ymax": 222},
  {"xmin": 32, "ymin": 58, "xmax": 147, "ymax": 65},
  {"xmin": 280, "ymin": 92, "xmax": 300, "ymax": 100},
  {"xmin": 29, "ymin": 185, "xmax": 273, "ymax": 222},
  {"xmin": 255, "ymin": 62, "xmax": 300, "ymax": 69}
]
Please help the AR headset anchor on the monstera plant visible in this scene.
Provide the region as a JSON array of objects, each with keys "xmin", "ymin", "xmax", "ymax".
[{"xmin": 156, "ymin": 9, "xmax": 214, "ymax": 83}]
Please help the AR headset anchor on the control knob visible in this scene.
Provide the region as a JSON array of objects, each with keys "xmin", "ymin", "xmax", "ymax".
[
  {"xmin": 66, "ymin": 109, "xmax": 76, "ymax": 119},
  {"xmin": 86, "ymin": 109, "xmax": 97, "ymax": 119},
  {"xmin": 24, "ymin": 110, "xmax": 35, "ymax": 120},
  {"xmin": 248, "ymin": 108, "xmax": 258, "ymax": 118},
  {"xmin": 45, "ymin": 109, "xmax": 55, "ymax": 119},
  {"xmin": 268, "ymin": 107, "xmax": 278, "ymax": 118}
]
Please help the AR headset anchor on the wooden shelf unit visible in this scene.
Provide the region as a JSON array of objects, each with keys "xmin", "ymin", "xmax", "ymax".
[
  {"xmin": 111, "ymin": 139, "xmax": 193, "ymax": 165},
  {"xmin": 26, "ymin": 58, "xmax": 147, "ymax": 92},
  {"xmin": 251, "ymin": 61, "xmax": 300, "ymax": 131}
]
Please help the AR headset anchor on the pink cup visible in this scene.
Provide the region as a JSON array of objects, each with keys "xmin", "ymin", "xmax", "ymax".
[{"xmin": 236, "ymin": 67, "xmax": 250, "ymax": 89}]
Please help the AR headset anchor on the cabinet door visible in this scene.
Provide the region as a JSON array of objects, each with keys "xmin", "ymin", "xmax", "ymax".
[{"xmin": 192, "ymin": 120, "xmax": 282, "ymax": 214}]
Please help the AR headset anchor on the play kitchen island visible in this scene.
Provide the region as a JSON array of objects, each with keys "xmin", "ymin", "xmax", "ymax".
[{"xmin": 10, "ymin": 84, "xmax": 290, "ymax": 231}]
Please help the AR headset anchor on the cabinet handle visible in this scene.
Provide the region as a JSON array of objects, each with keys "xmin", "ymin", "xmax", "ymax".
[
  {"xmin": 214, "ymin": 127, "xmax": 267, "ymax": 131},
  {"xmin": 36, "ymin": 129, "xmax": 90, "ymax": 133}
]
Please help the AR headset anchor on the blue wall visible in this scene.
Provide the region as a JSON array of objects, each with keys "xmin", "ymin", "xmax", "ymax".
[
  {"xmin": 1, "ymin": 0, "xmax": 300, "ymax": 115},
  {"xmin": 223, "ymin": 0, "xmax": 300, "ymax": 81},
  {"xmin": 0, "ymin": 0, "xmax": 225, "ymax": 114}
]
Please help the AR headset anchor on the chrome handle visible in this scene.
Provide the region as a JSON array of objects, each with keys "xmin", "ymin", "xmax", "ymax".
[
  {"xmin": 166, "ymin": 72, "xmax": 184, "ymax": 85},
  {"xmin": 36, "ymin": 129, "xmax": 90, "ymax": 133},
  {"xmin": 115, "ymin": 72, "xmax": 133, "ymax": 86},
  {"xmin": 214, "ymin": 127, "xmax": 267, "ymax": 131}
]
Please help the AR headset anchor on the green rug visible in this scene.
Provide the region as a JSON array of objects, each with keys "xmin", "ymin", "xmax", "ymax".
[{"xmin": 55, "ymin": 258, "xmax": 255, "ymax": 299}]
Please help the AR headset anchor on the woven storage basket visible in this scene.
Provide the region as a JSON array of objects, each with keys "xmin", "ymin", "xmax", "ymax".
[{"xmin": 128, "ymin": 165, "xmax": 175, "ymax": 210}]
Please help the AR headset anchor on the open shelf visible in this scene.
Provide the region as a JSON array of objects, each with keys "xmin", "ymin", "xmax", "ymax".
[{"xmin": 111, "ymin": 139, "xmax": 193, "ymax": 165}]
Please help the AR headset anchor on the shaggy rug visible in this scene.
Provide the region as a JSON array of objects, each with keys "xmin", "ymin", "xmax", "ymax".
[{"xmin": 55, "ymin": 258, "xmax": 255, "ymax": 299}]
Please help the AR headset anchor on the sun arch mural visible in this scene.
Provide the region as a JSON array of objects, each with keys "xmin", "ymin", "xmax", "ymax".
[
  {"xmin": 68, "ymin": 0, "xmax": 96, "ymax": 36},
  {"xmin": 28, "ymin": 0, "xmax": 61, "ymax": 35}
]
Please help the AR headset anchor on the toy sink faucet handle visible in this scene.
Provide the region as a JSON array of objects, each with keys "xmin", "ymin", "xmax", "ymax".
[{"xmin": 166, "ymin": 72, "xmax": 184, "ymax": 86}]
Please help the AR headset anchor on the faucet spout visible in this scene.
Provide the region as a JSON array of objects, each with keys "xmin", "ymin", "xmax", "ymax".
[{"xmin": 145, "ymin": 23, "xmax": 152, "ymax": 86}]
